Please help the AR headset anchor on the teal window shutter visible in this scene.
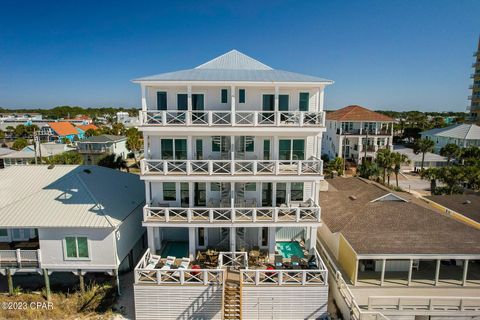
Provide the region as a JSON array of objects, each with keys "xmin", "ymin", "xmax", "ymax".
[
  {"xmin": 177, "ymin": 94, "xmax": 188, "ymax": 110},
  {"xmin": 239, "ymin": 89, "xmax": 245, "ymax": 103},
  {"xmin": 157, "ymin": 92, "xmax": 167, "ymax": 110},
  {"xmin": 212, "ymin": 136, "xmax": 220, "ymax": 152},
  {"xmin": 279, "ymin": 95, "xmax": 289, "ymax": 111},
  {"xmin": 221, "ymin": 89, "xmax": 228, "ymax": 103},
  {"xmin": 299, "ymin": 92, "xmax": 309, "ymax": 111}
]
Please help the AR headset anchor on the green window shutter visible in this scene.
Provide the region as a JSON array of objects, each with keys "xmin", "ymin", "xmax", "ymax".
[
  {"xmin": 157, "ymin": 92, "xmax": 167, "ymax": 110},
  {"xmin": 279, "ymin": 95, "xmax": 289, "ymax": 111},
  {"xmin": 239, "ymin": 89, "xmax": 245, "ymax": 103},
  {"xmin": 263, "ymin": 139, "xmax": 270, "ymax": 160},
  {"xmin": 278, "ymin": 140, "xmax": 291, "ymax": 160},
  {"xmin": 299, "ymin": 92, "xmax": 309, "ymax": 111},
  {"xmin": 77, "ymin": 237, "xmax": 89, "ymax": 258},
  {"xmin": 221, "ymin": 89, "xmax": 228, "ymax": 103},
  {"xmin": 192, "ymin": 94, "xmax": 204, "ymax": 110},
  {"xmin": 163, "ymin": 182, "xmax": 176, "ymax": 201},
  {"xmin": 174, "ymin": 139, "xmax": 187, "ymax": 160},
  {"xmin": 245, "ymin": 136, "xmax": 254, "ymax": 152},
  {"xmin": 161, "ymin": 139, "xmax": 174, "ymax": 160},
  {"xmin": 262, "ymin": 95, "xmax": 274, "ymax": 111},
  {"xmin": 211, "ymin": 137, "xmax": 220, "ymax": 152},
  {"xmin": 196, "ymin": 139, "xmax": 203, "ymax": 159},
  {"xmin": 177, "ymin": 94, "xmax": 188, "ymax": 110},
  {"xmin": 292, "ymin": 139, "xmax": 305, "ymax": 160},
  {"xmin": 65, "ymin": 237, "xmax": 77, "ymax": 258}
]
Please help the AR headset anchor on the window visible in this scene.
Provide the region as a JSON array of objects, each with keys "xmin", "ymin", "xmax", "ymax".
[
  {"xmin": 291, "ymin": 183, "xmax": 304, "ymax": 201},
  {"xmin": 279, "ymin": 139, "xmax": 305, "ymax": 160},
  {"xmin": 65, "ymin": 236, "xmax": 89, "ymax": 259},
  {"xmin": 263, "ymin": 139, "xmax": 270, "ymax": 160},
  {"xmin": 262, "ymin": 94, "xmax": 275, "ymax": 111},
  {"xmin": 239, "ymin": 89, "xmax": 245, "ymax": 103},
  {"xmin": 196, "ymin": 139, "xmax": 203, "ymax": 160},
  {"xmin": 177, "ymin": 94, "xmax": 188, "ymax": 110},
  {"xmin": 157, "ymin": 92, "xmax": 167, "ymax": 110},
  {"xmin": 212, "ymin": 136, "xmax": 220, "ymax": 152},
  {"xmin": 279, "ymin": 94, "xmax": 289, "ymax": 111},
  {"xmin": 245, "ymin": 183, "xmax": 256, "ymax": 191},
  {"xmin": 276, "ymin": 183, "xmax": 287, "ymax": 205},
  {"xmin": 161, "ymin": 139, "xmax": 173, "ymax": 159},
  {"xmin": 161, "ymin": 139, "xmax": 187, "ymax": 160},
  {"xmin": 174, "ymin": 139, "xmax": 187, "ymax": 159},
  {"xmin": 221, "ymin": 89, "xmax": 228, "ymax": 103},
  {"xmin": 299, "ymin": 92, "xmax": 309, "ymax": 111},
  {"xmin": 245, "ymin": 136, "xmax": 254, "ymax": 152},
  {"xmin": 194, "ymin": 183, "xmax": 206, "ymax": 206},
  {"xmin": 211, "ymin": 182, "xmax": 220, "ymax": 192},
  {"xmin": 163, "ymin": 182, "xmax": 176, "ymax": 201},
  {"xmin": 261, "ymin": 227, "xmax": 268, "ymax": 247},
  {"xmin": 0, "ymin": 229, "xmax": 7, "ymax": 237},
  {"xmin": 198, "ymin": 228, "xmax": 205, "ymax": 247}
]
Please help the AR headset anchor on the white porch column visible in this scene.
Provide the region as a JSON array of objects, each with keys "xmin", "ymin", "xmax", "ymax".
[
  {"xmin": 435, "ymin": 259, "xmax": 441, "ymax": 285},
  {"xmin": 273, "ymin": 136, "xmax": 279, "ymax": 160},
  {"xmin": 462, "ymin": 259, "xmax": 469, "ymax": 286},
  {"xmin": 188, "ymin": 227, "xmax": 196, "ymax": 260},
  {"xmin": 317, "ymin": 134, "xmax": 322, "ymax": 158},
  {"xmin": 272, "ymin": 183, "xmax": 277, "ymax": 207},
  {"xmin": 338, "ymin": 136, "xmax": 343, "ymax": 158},
  {"xmin": 314, "ymin": 181, "xmax": 320, "ymax": 203},
  {"xmin": 229, "ymin": 227, "xmax": 236, "ymax": 252},
  {"xmin": 188, "ymin": 182, "xmax": 194, "ymax": 208},
  {"xmin": 147, "ymin": 227, "xmax": 156, "ymax": 253},
  {"xmin": 230, "ymin": 182, "xmax": 235, "ymax": 207},
  {"xmin": 187, "ymin": 136, "xmax": 193, "ymax": 160},
  {"xmin": 231, "ymin": 86, "xmax": 236, "ymax": 125},
  {"xmin": 317, "ymin": 87, "xmax": 324, "ymax": 112},
  {"xmin": 141, "ymin": 84, "xmax": 147, "ymax": 110},
  {"xmin": 143, "ymin": 133, "xmax": 149, "ymax": 157},
  {"xmin": 145, "ymin": 181, "xmax": 151, "ymax": 204},
  {"xmin": 407, "ymin": 259, "xmax": 413, "ymax": 286},
  {"xmin": 268, "ymin": 227, "xmax": 276, "ymax": 260},
  {"xmin": 380, "ymin": 259, "xmax": 386, "ymax": 286},
  {"xmin": 274, "ymin": 86, "xmax": 279, "ymax": 125},
  {"xmin": 308, "ymin": 227, "xmax": 317, "ymax": 254},
  {"xmin": 230, "ymin": 135, "xmax": 235, "ymax": 160},
  {"xmin": 187, "ymin": 85, "xmax": 192, "ymax": 111}
]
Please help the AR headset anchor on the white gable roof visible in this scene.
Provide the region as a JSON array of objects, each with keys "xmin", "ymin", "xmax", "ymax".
[
  {"xmin": 133, "ymin": 50, "xmax": 332, "ymax": 84},
  {"xmin": 421, "ymin": 124, "xmax": 480, "ymax": 140},
  {"xmin": 0, "ymin": 165, "xmax": 144, "ymax": 228}
]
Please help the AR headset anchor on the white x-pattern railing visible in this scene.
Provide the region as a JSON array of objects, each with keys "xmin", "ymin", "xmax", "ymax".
[
  {"xmin": 140, "ymin": 110, "xmax": 324, "ymax": 127},
  {"xmin": 143, "ymin": 203, "xmax": 321, "ymax": 224},
  {"xmin": 141, "ymin": 159, "xmax": 323, "ymax": 176},
  {"xmin": 218, "ymin": 252, "xmax": 248, "ymax": 269}
]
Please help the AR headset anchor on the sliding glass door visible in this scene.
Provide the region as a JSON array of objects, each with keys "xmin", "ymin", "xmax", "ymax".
[{"xmin": 278, "ymin": 139, "xmax": 305, "ymax": 160}]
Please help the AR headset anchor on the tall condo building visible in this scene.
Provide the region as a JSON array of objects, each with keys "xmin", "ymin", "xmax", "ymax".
[
  {"xmin": 469, "ymin": 36, "xmax": 480, "ymax": 122},
  {"xmin": 132, "ymin": 50, "xmax": 332, "ymax": 319}
]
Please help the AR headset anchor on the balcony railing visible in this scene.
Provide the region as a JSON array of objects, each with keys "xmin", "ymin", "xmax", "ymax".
[
  {"xmin": 140, "ymin": 110, "xmax": 324, "ymax": 127},
  {"xmin": 241, "ymin": 248, "xmax": 327, "ymax": 286},
  {"xmin": 77, "ymin": 148, "xmax": 110, "ymax": 154},
  {"xmin": 337, "ymin": 128, "xmax": 391, "ymax": 136},
  {"xmin": 134, "ymin": 249, "xmax": 224, "ymax": 285},
  {"xmin": 468, "ymin": 94, "xmax": 480, "ymax": 100},
  {"xmin": 143, "ymin": 202, "xmax": 321, "ymax": 224},
  {"xmin": 141, "ymin": 159, "xmax": 323, "ymax": 176},
  {"xmin": 0, "ymin": 249, "xmax": 41, "ymax": 268}
]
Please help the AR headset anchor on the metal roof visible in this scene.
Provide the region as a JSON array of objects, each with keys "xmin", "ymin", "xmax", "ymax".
[
  {"xmin": 0, "ymin": 165, "xmax": 144, "ymax": 228},
  {"xmin": 421, "ymin": 124, "xmax": 480, "ymax": 140},
  {"xmin": 78, "ymin": 134, "xmax": 126, "ymax": 143},
  {"xmin": 393, "ymin": 145, "xmax": 447, "ymax": 162},
  {"xmin": 133, "ymin": 50, "xmax": 332, "ymax": 84}
]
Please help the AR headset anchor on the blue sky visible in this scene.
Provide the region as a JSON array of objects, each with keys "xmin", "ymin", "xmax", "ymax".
[{"xmin": 0, "ymin": 0, "xmax": 479, "ymax": 111}]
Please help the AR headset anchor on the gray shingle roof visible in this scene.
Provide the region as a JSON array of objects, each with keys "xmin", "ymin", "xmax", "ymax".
[
  {"xmin": 0, "ymin": 165, "xmax": 144, "ymax": 228},
  {"xmin": 79, "ymin": 134, "xmax": 126, "ymax": 143},
  {"xmin": 134, "ymin": 50, "xmax": 332, "ymax": 83},
  {"xmin": 421, "ymin": 124, "xmax": 480, "ymax": 140}
]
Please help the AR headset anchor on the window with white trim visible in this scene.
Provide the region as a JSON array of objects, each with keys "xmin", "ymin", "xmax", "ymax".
[{"xmin": 64, "ymin": 236, "xmax": 89, "ymax": 259}]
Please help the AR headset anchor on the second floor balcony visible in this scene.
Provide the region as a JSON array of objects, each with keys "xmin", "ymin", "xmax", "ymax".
[
  {"xmin": 140, "ymin": 110, "xmax": 324, "ymax": 127},
  {"xmin": 140, "ymin": 158, "xmax": 323, "ymax": 176}
]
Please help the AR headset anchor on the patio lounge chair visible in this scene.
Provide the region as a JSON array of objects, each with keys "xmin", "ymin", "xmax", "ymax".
[
  {"xmin": 291, "ymin": 255, "xmax": 300, "ymax": 268},
  {"xmin": 274, "ymin": 255, "xmax": 283, "ymax": 268},
  {"xmin": 160, "ymin": 256, "xmax": 176, "ymax": 270},
  {"xmin": 173, "ymin": 257, "xmax": 191, "ymax": 276},
  {"xmin": 145, "ymin": 254, "xmax": 161, "ymax": 270}
]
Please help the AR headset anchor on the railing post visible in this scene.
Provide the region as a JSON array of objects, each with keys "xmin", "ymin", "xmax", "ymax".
[
  {"xmin": 302, "ymin": 271, "xmax": 307, "ymax": 285},
  {"xmin": 163, "ymin": 161, "xmax": 168, "ymax": 175},
  {"xmin": 255, "ymin": 270, "xmax": 260, "ymax": 285},
  {"xmin": 37, "ymin": 249, "xmax": 42, "ymax": 268},
  {"xmin": 208, "ymin": 161, "xmax": 213, "ymax": 175},
  {"xmin": 187, "ymin": 209, "xmax": 192, "ymax": 222},
  {"xmin": 296, "ymin": 208, "xmax": 300, "ymax": 222},
  {"xmin": 187, "ymin": 161, "xmax": 191, "ymax": 175},
  {"xmin": 254, "ymin": 111, "xmax": 258, "ymax": 126},
  {"xmin": 165, "ymin": 209, "xmax": 170, "ymax": 222},
  {"xmin": 162, "ymin": 111, "xmax": 167, "ymax": 126},
  {"xmin": 180, "ymin": 270, "xmax": 185, "ymax": 284},
  {"xmin": 186, "ymin": 111, "xmax": 191, "ymax": 126},
  {"xmin": 157, "ymin": 270, "xmax": 161, "ymax": 284},
  {"xmin": 278, "ymin": 271, "xmax": 283, "ymax": 285},
  {"xmin": 274, "ymin": 208, "xmax": 278, "ymax": 222},
  {"xmin": 230, "ymin": 160, "xmax": 235, "ymax": 175},
  {"xmin": 16, "ymin": 249, "xmax": 21, "ymax": 267},
  {"xmin": 208, "ymin": 111, "xmax": 213, "ymax": 126},
  {"xmin": 275, "ymin": 161, "xmax": 279, "ymax": 175},
  {"xmin": 253, "ymin": 208, "xmax": 257, "ymax": 222},
  {"xmin": 298, "ymin": 161, "xmax": 302, "ymax": 175},
  {"xmin": 231, "ymin": 208, "xmax": 235, "ymax": 223},
  {"xmin": 253, "ymin": 161, "xmax": 257, "ymax": 175},
  {"xmin": 299, "ymin": 112, "xmax": 304, "ymax": 126},
  {"xmin": 203, "ymin": 270, "xmax": 208, "ymax": 285}
]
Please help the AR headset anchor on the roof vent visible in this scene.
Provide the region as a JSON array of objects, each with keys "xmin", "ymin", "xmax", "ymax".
[
  {"xmin": 83, "ymin": 169, "xmax": 92, "ymax": 174},
  {"xmin": 349, "ymin": 195, "xmax": 357, "ymax": 200},
  {"xmin": 47, "ymin": 164, "xmax": 55, "ymax": 170}
]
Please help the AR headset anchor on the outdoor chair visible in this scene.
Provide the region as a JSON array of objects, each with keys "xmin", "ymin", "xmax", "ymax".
[
  {"xmin": 160, "ymin": 256, "xmax": 176, "ymax": 270},
  {"xmin": 274, "ymin": 255, "xmax": 283, "ymax": 268},
  {"xmin": 291, "ymin": 255, "xmax": 300, "ymax": 268},
  {"xmin": 173, "ymin": 257, "xmax": 191, "ymax": 277}
]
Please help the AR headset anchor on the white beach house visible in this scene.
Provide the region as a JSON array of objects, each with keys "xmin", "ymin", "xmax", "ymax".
[{"xmin": 133, "ymin": 50, "xmax": 331, "ymax": 319}]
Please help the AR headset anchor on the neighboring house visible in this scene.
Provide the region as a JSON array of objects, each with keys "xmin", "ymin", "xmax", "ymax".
[
  {"xmin": 468, "ymin": 37, "xmax": 480, "ymax": 122},
  {"xmin": 0, "ymin": 142, "xmax": 75, "ymax": 166},
  {"xmin": 40, "ymin": 122, "xmax": 84, "ymax": 142},
  {"xmin": 133, "ymin": 50, "xmax": 331, "ymax": 319},
  {"xmin": 420, "ymin": 123, "xmax": 480, "ymax": 153},
  {"xmin": 393, "ymin": 145, "xmax": 448, "ymax": 171},
  {"xmin": 0, "ymin": 165, "xmax": 145, "ymax": 289},
  {"xmin": 0, "ymin": 147, "xmax": 14, "ymax": 169},
  {"xmin": 322, "ymin": 105, "xmax": 394, "ymax": 164},
  {"xmin": 75, "ymin": 123, "xmax": 99, "ymax": 135},
  {"xmin": 117, "ymin": 111, "xmax": 140, "ymax": 127},
  {"xmin": 76, "ymin": 134, "xmax": 128, "ymax": 164},
  {"xmin": 318, "ymin": 177, "xmax": 480, "ymax": 319},
  {"xmin": 425, "ymin": 193, "xmax": 480, "ymax": 230}
]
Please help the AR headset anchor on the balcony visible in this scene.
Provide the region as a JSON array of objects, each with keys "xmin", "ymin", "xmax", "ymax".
[
  {"xmin": 140, "ymin": 159, "xmax": 323, "ymax": 176},
  {"xmin": 0, "ymin": 249, "xmax": 41, "ymax": 269},
  {"xmin": 143, "ymin": 200, "xmax": 321, "ymax": 225},
  {"xmin": 140, "ymin": 110, "xmax": 324, "ymax": 127},
  {"xmin": 77, "ymin": 148, "xmax": 111, "ymax": 154},
  {"xmin": 471, "ymin": 73, "xmax": 480, "ymax": 78},
  {"xmin": 337, "ymin": 128, "xmax": 391, "ymax": 136}
]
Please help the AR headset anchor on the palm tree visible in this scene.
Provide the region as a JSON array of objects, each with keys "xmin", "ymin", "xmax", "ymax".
[
  {"xmin": 392, "ymin": 152, "xmax": 410, "ymax": 188},
  {"xmin": 375, "ymin": 148, "xmax": 394, "ymax": 184},
  {"xmin": 438, "ymin": 166, "xmax": 464, "ymax": 195},
  {"xmin": 413, "ymin": 138, "xmax": 435, "ymax": 170},
  {"xmin": 420, "ymin": 167, "xmax": 441, "ymax": 195},
  {"xmin": 126, "ymin": 128, "xmax": 143, "ymax": 165},
  {"xmin": 439, "ymin": 143, "xmax": 459, "ymax": 165}
]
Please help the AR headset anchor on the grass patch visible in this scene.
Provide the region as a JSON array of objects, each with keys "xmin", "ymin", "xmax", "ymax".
[{"xmin": 0, "ymin": 283, "xmax": 119, "ymax": 319}]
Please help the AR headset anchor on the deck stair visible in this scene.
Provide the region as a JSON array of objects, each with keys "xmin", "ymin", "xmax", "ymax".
[{"xmin": 223, "ymin": 268, "xmax": 242, "ymax": 320}]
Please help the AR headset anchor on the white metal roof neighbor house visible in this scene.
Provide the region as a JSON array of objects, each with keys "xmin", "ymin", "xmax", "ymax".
[
  {"xmin": 133, "ymin": 50, "xmax": 330, "ymax": 320},
  {"xmin": 0, "ymin": 165, "xmax": 145, "ymax": 292},
  {"xmin": 421, "ymin": 123, "xmax": 480, "ymax": 152}
]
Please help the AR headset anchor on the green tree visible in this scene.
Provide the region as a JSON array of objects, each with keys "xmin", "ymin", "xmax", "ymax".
[
  {"xmin": 459, "ymin": 146, "xmax": 480, "ymax": 166},
  {"xmin": 392, "ymin": 152, "xmax": 410, "ymax": 188},
  {"xmin": 61, "ymin": 137, "xmax": 71, "ymax": 144},
  {"xmin": 125, "ymin": 128, "xmax": 143, "ymax": 164},
  {"xmin": 420, "ymin": 167, "xmax": 441, "ymax": 195},
  {"xmin": 438, "ymin": 166, "xmax": 464, "ymax": 195},
  {"xmin": 413, "ymin": 138, "xmax": 435, "ymax": 170},
  {"xmin": 463, "ymin": 166, "xmax": 480, "ymax": 191},
  {"xmin": 111, "ymin": 123, "xmax": 126, "ymax": 135},
  {"xmin": 329, "ymin": 157, "xmax": 344, "ymax": 176},
  {"xmin": 98, "ymin": 154, "xmax": 129, "ymax": 172},
  {"xmin": 439, "ymin": 143, "xmax": 460, "ymax": 165},
  {"xmin": 12, "ymin": 138, "xmax": 28, "ymax": 151},
  {"xmin": 375, "ymin": 148, "xmax": 394, "ymax": 184},
  {"xmin": 84, "ymin": 128, "xmax": 99, "ymax": 137},
  {"xmin": 357, "ymin": 161, "xmax": 380, "ymax": 180},
  {"xmin": 47, "ymin": 151, "xmax": 83, "ymax": 165}
]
